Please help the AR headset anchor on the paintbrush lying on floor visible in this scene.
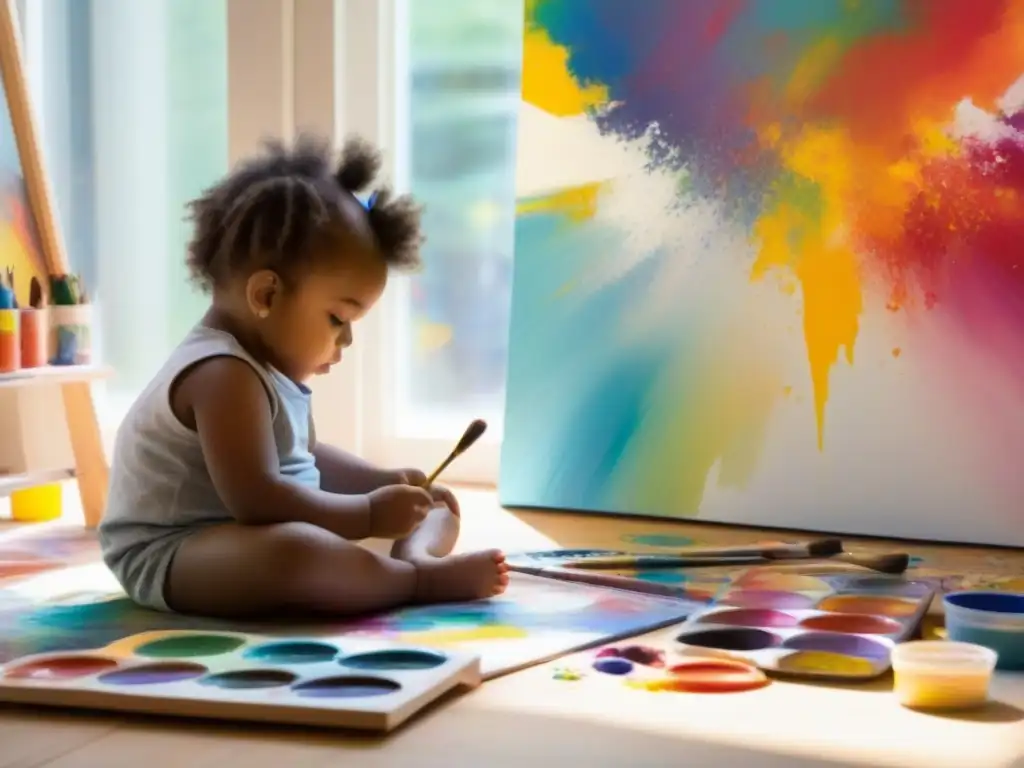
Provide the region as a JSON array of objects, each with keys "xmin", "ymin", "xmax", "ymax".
[
  {"xmin": 560, "ymin": 539, "xmax": 910, "ymax": 575},
  {"xmin": 750, "ymin": 552, "xmax": 911, "ymax": 575}
]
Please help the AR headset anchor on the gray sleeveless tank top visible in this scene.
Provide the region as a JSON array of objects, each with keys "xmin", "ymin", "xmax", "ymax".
[{"xmin": 98, "ymin": 324, "xmax": 321, "ymax": 568}]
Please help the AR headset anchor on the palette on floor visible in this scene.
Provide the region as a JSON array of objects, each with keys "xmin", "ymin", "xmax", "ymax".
[
  {"xmin": 0, "ymin": 629, "xmax": 480, "ymax": 731},
  {"xmin": 0, "ymin": 572, "xmax": 694, "ymax": 685},
  {"xmin": 544, "ymin": 573, "xmax": 936, "ymax": 692},
  {"xmin": 671, "ymin": 572, "xmax": 936, "ymax": 679}
]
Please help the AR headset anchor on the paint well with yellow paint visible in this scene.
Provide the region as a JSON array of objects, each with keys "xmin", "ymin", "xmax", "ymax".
[
  {"xmin": 777, "ymin": 650, "xmax": 875, "ymax": 676},
  {"xmin": 400, "ymin": 624, "xmax": 530, "ymax": 645}
]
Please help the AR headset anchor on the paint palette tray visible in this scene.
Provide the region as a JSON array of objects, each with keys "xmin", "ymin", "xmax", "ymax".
[
  {"xmin": 672, "ymin": 573, "xmax": 936, "ymax": 679},
  {"xmin": 0, "ymin": 630, "xmax": 480, "ymax": 732}
]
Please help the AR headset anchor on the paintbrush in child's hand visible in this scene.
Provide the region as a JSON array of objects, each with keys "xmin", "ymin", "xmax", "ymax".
[{"xmin": 422, "ymin": 419, "xmax": 488, "ymax": 487}]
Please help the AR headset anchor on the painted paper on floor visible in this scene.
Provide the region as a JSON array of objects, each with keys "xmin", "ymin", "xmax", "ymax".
[{"xmin": 501, "ymin": 0, "xmax": 1024, "ymax": 545}]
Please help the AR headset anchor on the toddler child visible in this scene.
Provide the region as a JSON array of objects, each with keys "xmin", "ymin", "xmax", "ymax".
[{"xmin": 98, "ymin": 135, "xmax": 509, "ymax": 618}]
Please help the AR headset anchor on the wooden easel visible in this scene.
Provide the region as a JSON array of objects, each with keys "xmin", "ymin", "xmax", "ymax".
[{"xmin": 0, "ymin": 0, "xmax": 108, "ymax": 528}]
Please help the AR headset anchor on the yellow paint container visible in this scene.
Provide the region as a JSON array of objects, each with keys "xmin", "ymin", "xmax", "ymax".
[
  {"xmin": 891, "ymin": 641, "xmax": 997, "ymax": 710},
  {"xmin": 11, "ymin": 483, "xmax": 63, "ymax": 523}
]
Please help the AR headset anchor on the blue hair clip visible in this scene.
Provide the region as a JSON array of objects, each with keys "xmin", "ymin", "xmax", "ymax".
[{"xmin": 364, "ymin": 191, "xmax": 379, "ymax": 210}]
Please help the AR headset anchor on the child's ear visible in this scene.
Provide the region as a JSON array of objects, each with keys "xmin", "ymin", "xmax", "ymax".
[{"xmin": 246, "ymin": 270, "xmax": 280, "ymax": 319}]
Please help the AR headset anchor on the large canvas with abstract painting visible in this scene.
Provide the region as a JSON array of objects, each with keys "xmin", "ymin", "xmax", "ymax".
[{"xmin": 500, "ymin": 0, "xmax": 1024, "ymax": 546}]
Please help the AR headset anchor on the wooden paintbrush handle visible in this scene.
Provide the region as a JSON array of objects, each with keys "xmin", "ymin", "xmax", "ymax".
[
  {"xmin": 669, "ymin": 544, "xmax": 772, "ymax": 558},
  {"xmin": 423, "ymin": 453, "xmax": 456, "ymax": 487},
  {"xmin": 747, "ymin": 562, "xmax": 872, "ymax": 575},
  {"xmin": 565, "ymin": 555, "xmax": 769, "ymax": 570}
]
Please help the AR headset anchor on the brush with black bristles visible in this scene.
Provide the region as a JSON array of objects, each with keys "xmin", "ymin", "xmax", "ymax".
[
  {"xmin": 747, "ymin": 552, "xmax": 912, "ymax": 575},
  {"xmin": 760, "ymin": 540, "xmax": 910, "ymax": 574},
  {"xmin": 815, "ymin": 551, "xmax": 911, "ymax": 574},
  {"xmin": 422, "ymin": 419, "xmax": 487, "ymax": 487}
]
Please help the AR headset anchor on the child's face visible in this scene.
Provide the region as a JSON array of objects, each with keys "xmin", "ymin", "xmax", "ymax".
[{"xmin": 257, "ymin": 250, "xmax": 388, "ymax": 382}]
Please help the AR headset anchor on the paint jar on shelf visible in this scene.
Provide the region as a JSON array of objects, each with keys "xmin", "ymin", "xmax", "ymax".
[
  {"xmin": 11, "ymin": 482, "xmax": 63, "ymax": 523},
  {"xmin": 19, "ymin": 307, "xmax": 48, "ymax": 368},
  {"xmin": 49, "ymin": 304, "xmax": 92, "ymax": 366},
  {"xmin": 0, "ymin": 308, "xmax": 21, "ymax": 373}
]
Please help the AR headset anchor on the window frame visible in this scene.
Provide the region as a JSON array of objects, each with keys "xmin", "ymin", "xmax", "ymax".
[{"xmin": 307, "ymin": 0, "xmax": 501, "ymax": 486}]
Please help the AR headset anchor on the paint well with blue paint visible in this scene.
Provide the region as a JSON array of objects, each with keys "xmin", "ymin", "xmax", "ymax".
[
  {"xmin": 243, "ymin": 641, "xmax": 339, "ymax": 665},
  {"xmin": 341, "ymin": 649, "xmax": 447, "ymax": 671},
  {"xmin": 634, "ymin": 570, "xmax": 688, "ymax": 585},
  {"xmin": 593, "ymin": 656, "xmax": 634, "ymax": 675}
]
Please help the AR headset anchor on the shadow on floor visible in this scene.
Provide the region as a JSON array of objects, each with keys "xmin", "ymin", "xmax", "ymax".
[{"xmin": 0, "ymin": 697, "xmax": 879, "ymax": 768}]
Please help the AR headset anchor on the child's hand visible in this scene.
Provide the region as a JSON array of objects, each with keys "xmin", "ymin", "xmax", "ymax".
[
  {"xmin": 367, "ymin": 484, "xmax": 433, "ymax": 538},
  {"xmin": 427, "ymin": 484, "xmax": 460, "ymax": 517},
  {"xmin": 393, "ymin": 468, "xmax": 460, "ymax": 517}
]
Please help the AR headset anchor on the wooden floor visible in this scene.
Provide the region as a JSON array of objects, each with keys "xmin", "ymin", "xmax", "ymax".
[{"xmin": 2, "ymin": 488, "xmax": 1023, "ymax": 767}]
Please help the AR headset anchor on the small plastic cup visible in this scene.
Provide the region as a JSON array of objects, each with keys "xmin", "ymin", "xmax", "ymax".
[
  {"xmin": 891, "ymin": 640, "xmax": 997, "ymax": 710},
  {"xmin": 11, "ymin": 483, "xmax": 63, "ymax": 523}
]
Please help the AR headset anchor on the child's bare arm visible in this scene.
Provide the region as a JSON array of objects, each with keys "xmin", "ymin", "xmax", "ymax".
[
  {"xmin": 309, "ymin": 429, "xmax": 398, "ymax": 494},
  {"xmin": 177, "ymin": 356, "xmax": 376, "ymax": 539}
]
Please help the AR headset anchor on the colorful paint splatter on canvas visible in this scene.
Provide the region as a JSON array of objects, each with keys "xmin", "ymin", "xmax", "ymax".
[{"xmin": 500, "ymin": 0, "xmax": 1024, "ymax": 545}]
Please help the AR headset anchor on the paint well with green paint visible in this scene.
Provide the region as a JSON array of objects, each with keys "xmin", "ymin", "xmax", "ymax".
[{"xmin": 134, "ymin": 634, "xmax": 246, "ymax": 659}]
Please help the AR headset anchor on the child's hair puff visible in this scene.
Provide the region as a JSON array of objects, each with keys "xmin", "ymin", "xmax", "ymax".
[{"xmin": 185, "ymin": 133, "xmax": 423, "ymax": 291}]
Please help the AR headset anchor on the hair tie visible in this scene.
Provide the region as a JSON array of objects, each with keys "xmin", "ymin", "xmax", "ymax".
[{"xmin": 358, "ymin": 191, "xmax": 378, "ymax": 211}]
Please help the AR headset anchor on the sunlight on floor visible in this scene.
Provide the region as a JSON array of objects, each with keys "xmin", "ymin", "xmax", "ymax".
[
  {"xmin": 467, "ymin": 668, "xmax": 1017, "ymax": 768},
  {"xmin": 454, "ymin": 488, "xmax": 563, "ymax": 552}
]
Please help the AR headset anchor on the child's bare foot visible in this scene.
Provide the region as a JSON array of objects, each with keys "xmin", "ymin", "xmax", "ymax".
[{"xmin": 412, "ymin": 550, "xmax": 509, "ymax": 604}]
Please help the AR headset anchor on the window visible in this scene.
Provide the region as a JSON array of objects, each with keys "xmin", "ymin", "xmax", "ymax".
[
  {"xmin": 21, "ymin": 0, "xmax": 229, "ymax": 427},
  {"xmin": 400, "ymin": 0, "xmax": 520, "ymax": 432},
  {"xmin": 321, "ymin": 0, "xmax": 522, "ymax": 484},
  {"xmin": 19, "ymin": 0, "xmax": 519, "ymax": 485}
]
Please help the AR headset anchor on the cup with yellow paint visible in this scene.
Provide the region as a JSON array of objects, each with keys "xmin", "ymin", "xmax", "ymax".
[{"xmin": 891, "ymin": 640, "xmax": 997, "ymax": 710}]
